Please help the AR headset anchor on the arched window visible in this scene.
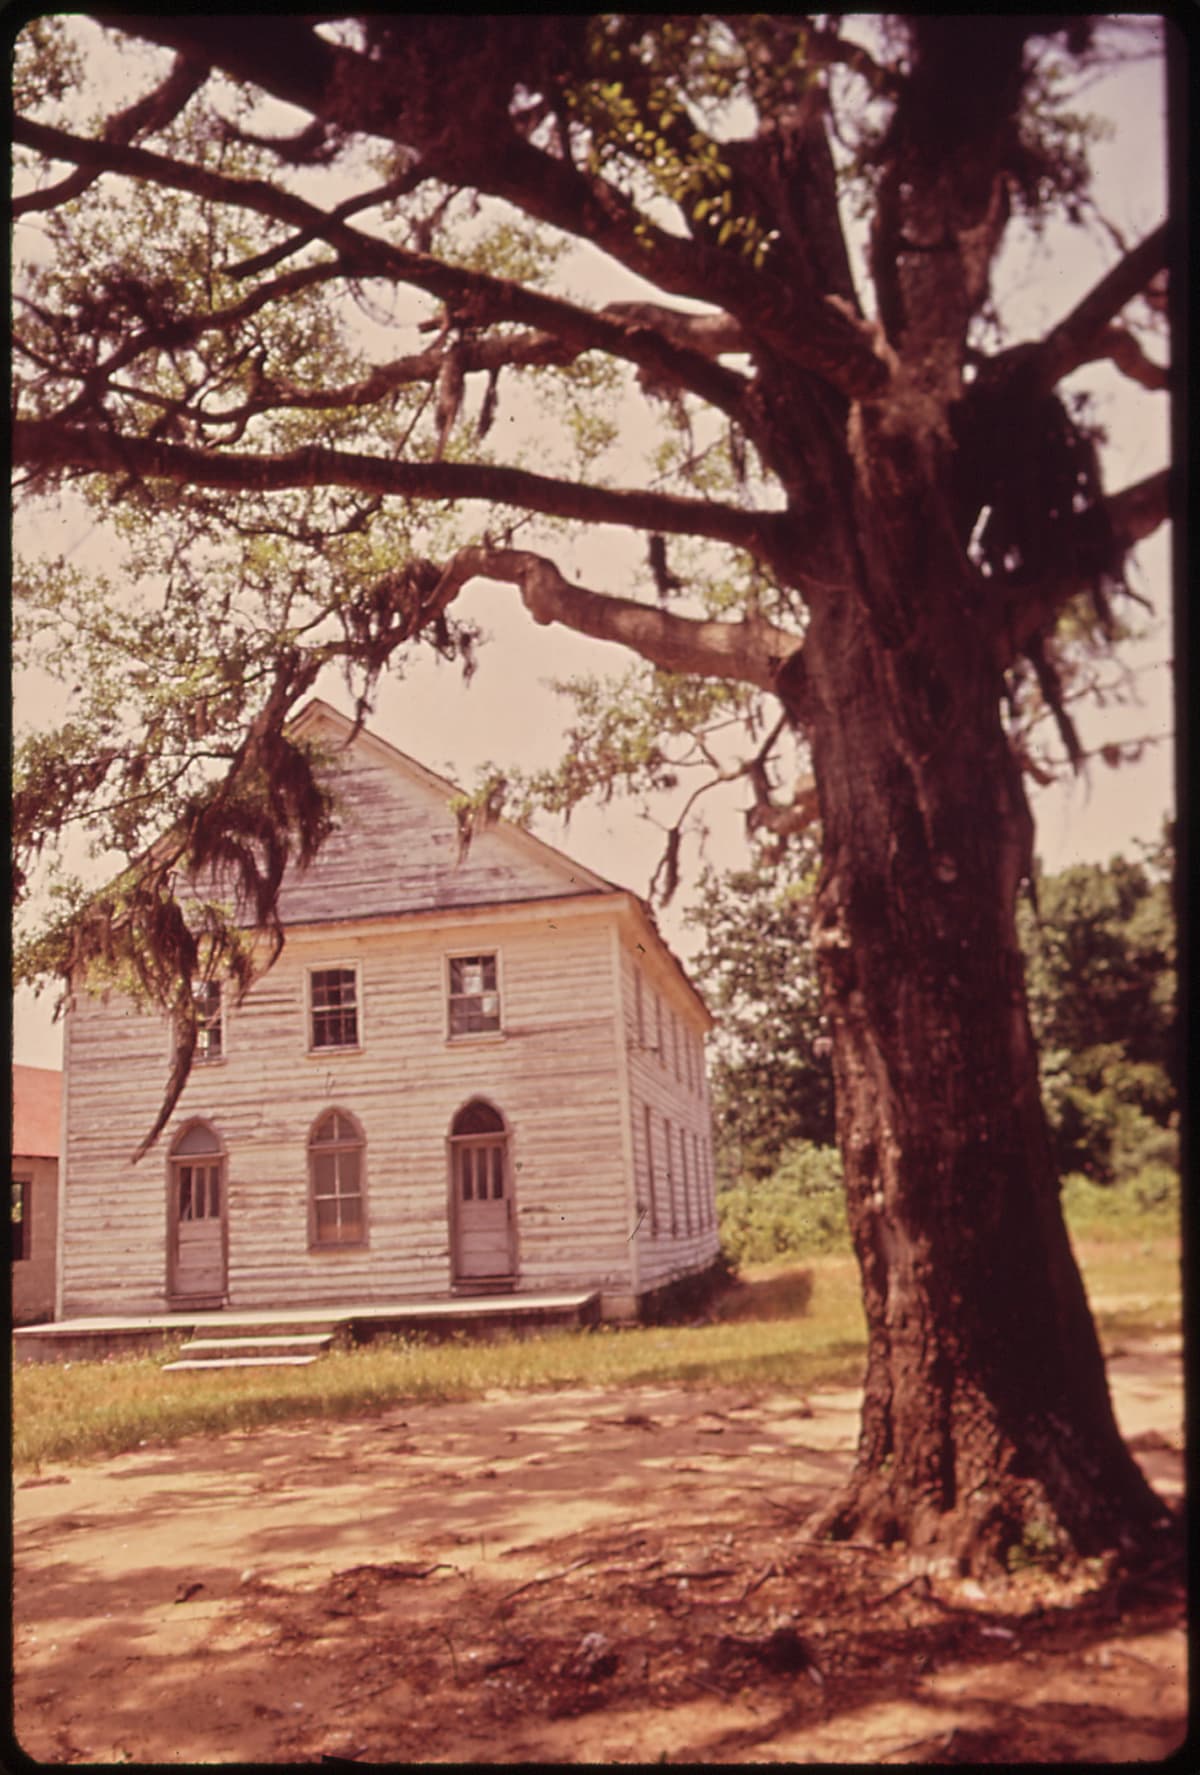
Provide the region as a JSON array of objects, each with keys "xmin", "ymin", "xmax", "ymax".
[
  {"xmin": 308, "ymin": 1109, "xmax": 366, "ymax": 1247},
  {"xmin": 171, "ymin": 1121, "xmax": 223, "ymax": 1223},
  {"xmin": 450, "ymin": 1099, "xmax": 506, "ymax": 1205},
  {"xmin": 452, "ymin": 1100, "xmax": 505, "ymax": 1138}
]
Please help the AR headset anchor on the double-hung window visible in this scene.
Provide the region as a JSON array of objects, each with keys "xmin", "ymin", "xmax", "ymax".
[
  {"xmin": 309, "ymin": 966, "xmax": 359, "ymax": 1050},
  {"xmin": 194, "ymin": 980, "xmax": 224, "ymax": 1063},
  {"xmin": 448, "ymin": 954, "xmax": 500, "ymax": 1036}
]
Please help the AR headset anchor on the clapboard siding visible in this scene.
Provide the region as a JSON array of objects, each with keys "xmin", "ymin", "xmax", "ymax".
[
  {"xmin": 61, "ymin": 909, "xmax": 635, "ymax": 1314},
  {"xmin": 618, "ymin": 942, "xmax": 720, "ymax": 1292},
  {"xmin": 190, "ymin": 709, "xmax": 611, "ymax": 928},
  {"xmin": 59, "ymin": 701, "xmax": 716, "ymax": 1318}
]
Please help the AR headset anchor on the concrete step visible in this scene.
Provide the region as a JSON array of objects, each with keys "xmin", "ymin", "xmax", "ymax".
[
  {"xmin": 165, "ymin": 1329, "xmax": 336, "ymax": 1373},
  {"xmin": 178, "ymin": 1333, "xmax": 334, "ymax": 1354},
  {"xmin": 162, "ymin": 1353, "xmax": 322, "ymax": 1372}
]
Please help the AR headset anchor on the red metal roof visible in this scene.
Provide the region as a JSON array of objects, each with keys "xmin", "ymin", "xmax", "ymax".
[{"xmin": 12, "ymin": 1065, "xmax": 62, "ymax": 1158}]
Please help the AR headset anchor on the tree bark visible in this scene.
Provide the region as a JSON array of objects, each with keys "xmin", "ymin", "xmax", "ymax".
[{"xmin": 776, "ymin": 414, "xmax": 1171, "ymax": 1576}]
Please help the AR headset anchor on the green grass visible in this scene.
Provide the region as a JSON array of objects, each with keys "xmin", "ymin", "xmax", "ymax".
[
  {"xmin": 11, "ymin": 1236, "xmax": 1179, "ymax": 1474},
  {"xmin": 11, "ymin": 1262, "xmax": 867, "ymax": 1472}
]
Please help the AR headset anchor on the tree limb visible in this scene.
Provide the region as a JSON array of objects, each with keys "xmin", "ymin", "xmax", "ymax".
[
  {"xmin": 166, "ymin": 308, "xmax": 746, "ymax": 436},
  {"xmin": 12, "ymin": 417, "xmax": 778, "ymax": 558},
  {"xmin": 426, "ymin": 546, "xmax": 798, "ymax": 692},
  {"xmin": 12, "ymin": 50, "xmax": 209, "ymax": 216},
  {"xmin": 74, "ymin": 15, "xmax": 891, "ymax": 399},
  {"xmin": 1023, "ymin": 222, "xmax": 1169, "ymax": 394},
  {"xmin": 12, "ymin": 115, "xmax": 752, "ymax": 423},
  {"xmin": 1076, "ymin": 325, "xmax": 1168, "ymax": 392}
]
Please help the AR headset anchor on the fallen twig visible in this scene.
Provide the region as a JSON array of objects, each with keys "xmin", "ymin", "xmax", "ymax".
[
  {"xmin": 437, "ymin": 1628, "xmax": 460, "ymax": 1682},
  {"xmin": 739, "ymin": 1562, "xmax": 779, "ymax": 1603},
  {"xmin": 874, "ymin": 1573, "xmax": 930, "ymax": 1607},
  {"xmin": 662, "ymin": 1567, "xmax": 738, "ymax": 1582},
  {"xmin": 499, "ymin": 1554, "xmax": 596, "ymax": 1603}
]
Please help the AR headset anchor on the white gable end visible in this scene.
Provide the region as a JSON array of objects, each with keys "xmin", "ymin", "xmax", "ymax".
[{"xmin": 273, "ymin": 699, "xmax": 614, "ymax": 926}]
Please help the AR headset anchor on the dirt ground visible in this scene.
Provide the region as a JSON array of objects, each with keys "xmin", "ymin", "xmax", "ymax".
[{"xmin": 13, "ymin": 1335, "xmax": 1187, "ymax": 1766}]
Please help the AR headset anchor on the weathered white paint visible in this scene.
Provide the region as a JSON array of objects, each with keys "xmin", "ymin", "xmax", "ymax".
[{"xmin": 59, "ymin": 700, "xmax": 718, "ymax": 1319}]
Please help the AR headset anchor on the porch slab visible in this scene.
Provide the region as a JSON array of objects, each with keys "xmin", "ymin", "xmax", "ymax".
[{"xmin": 12, "ymin": 1289, "xmax": 603, "ymax": 1363}]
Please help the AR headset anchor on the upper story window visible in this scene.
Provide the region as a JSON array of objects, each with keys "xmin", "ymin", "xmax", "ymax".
[
  {"xmin": 448, "ymin": 954, "xmax": 500, "ymax": 1036},
  {"xmin": 194, "ymin": 980, "xmax": 224, "ymax": 1063},
  {"xmin": 309, "ymin": 966, "xmax": 359, "ymax": 1050}
]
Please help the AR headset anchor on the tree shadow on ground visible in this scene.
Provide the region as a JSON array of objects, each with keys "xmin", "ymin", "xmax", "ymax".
[{"xmin": 710, "ymin": 1266, "xmax": 815, "ymax": 1322}]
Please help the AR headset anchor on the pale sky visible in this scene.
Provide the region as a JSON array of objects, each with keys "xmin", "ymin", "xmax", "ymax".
[{"xmin": 11, "ymin": 20, "xmax": 1174, "ymax": 1071}]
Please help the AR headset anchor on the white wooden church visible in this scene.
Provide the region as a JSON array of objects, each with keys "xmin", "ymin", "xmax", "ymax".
[{"xmin": 56, "ymin": 699, "xmax": 719, "ymax": 1322}]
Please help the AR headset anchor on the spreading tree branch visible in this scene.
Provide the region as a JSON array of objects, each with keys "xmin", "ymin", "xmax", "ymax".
[
  {"xmin": 426, "ymin": 546, "xmax": 798, "ymax": 693},
  {"xmin": 12, "ymin": 417, "xmax": 777, "ymax": 558},
  {"xmin": 1022, "ymin": 222, "xmax": 1170, "ymax": 394},
  {"xmin": 12, "ymin": 115, "xmax": 751, "ymax": 423},
  {"xmin": 75, "ymin": 15, "xmax": 891, "ymax": 398},
  {"xmin": 11, "ymin": 49, "xmax": 209, "ymax": 216}
]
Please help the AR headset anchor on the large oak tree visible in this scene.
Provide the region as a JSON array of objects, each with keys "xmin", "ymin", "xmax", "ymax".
[{"xmin": 12, "ymin": 14, "xmax": 1177, "ymax": 1572}]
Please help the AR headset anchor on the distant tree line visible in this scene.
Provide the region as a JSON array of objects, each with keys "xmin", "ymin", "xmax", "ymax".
[{"xmin": 691, "ymin": 825, "xmax": 1176, "ymax": 1259}]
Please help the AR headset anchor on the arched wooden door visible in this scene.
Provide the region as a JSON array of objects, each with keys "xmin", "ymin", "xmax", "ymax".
[
  {"xmin": 449, "ymin": 1099, "xmax": 516, "ymax": 1287},
  {"xmin": 168, "ymin": 1121, "xmax": 228, "ymax": 1307}
]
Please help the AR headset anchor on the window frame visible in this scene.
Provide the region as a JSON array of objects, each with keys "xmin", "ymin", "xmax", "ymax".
[
  {"xmin": 193, "ymin": 978, "xmax": 225, "ymax": 1065},
  {"xmin": 664, "ymin": 1115, "xmax": 678, "ymax": 1237},
  {"xmin": 642, "ymin": 1103, "xmax": 658, "ymax": 1237},
  {"xmin": 307, "ymin": 1106, "xmax": 369, "ymax": 1250},
  {"xmin": 306, "ymin": 962, "xmax": 363, "ymax": 1054},
  {"xmin": 445, "ymin": 949, "xmax": 503, "ymax": 1042},
  {"xmin": 12, "ymin": 1175, "xmax": 31, "ymax": 1262}
]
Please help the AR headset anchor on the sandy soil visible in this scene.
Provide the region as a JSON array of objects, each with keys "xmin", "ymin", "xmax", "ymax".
[{"xmin": 13, "ymin": 1335, "xmax": 1186, "ymax": 1765}]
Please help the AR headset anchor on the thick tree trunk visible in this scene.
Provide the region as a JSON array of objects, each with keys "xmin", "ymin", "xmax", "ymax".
[{"xmin": 779, "ymin": 433, "xmax": 1172, "ymax": 1577}]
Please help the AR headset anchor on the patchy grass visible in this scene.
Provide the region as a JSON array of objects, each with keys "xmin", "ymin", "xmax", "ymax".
[
  {"xmin": 11, "ymin": 1261, "xmax": 867, "ymax": 1472},
  {"xmin": 12, "ymin": 1238, "xmax": 1178, "ymax": 1473}
]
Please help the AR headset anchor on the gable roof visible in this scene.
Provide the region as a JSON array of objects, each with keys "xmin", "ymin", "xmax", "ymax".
[
  {"xmin": 12, "ymin": 1065, "xmax": 62, "ymax": 1158},
  {"xmin": 278, "ymin": 697, "xmax": 621, "ymax": 919},
  {"xmin": 292, "ymin": 698, "xmax": 617, "ymax": 893}
]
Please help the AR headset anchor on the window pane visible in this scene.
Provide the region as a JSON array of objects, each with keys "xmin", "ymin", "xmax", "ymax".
[
  {"xmin": 461, "ymin": 1153, "xmax": 473, "ymax": 1201},
  {"xmin": 449, "ymin": 955, "xmax": 500, "ymax": 1034},
  {"xmin": 195, "ymin": 981, "xmax": 223, "ymax": 1061},
  {"xmin": 311, "ymin": 969, "xmax": 358, "ymax": 1048},
  {"xmin": 310, "ymin": 1110, "xmax": 365, "ymax": 1242},
  {"xmin": 491, "ymin": 1147, "xmax": 503, "ymax": 1199},
  {"xmin": 179, "ymin": 1170, "xmax": 193, "ymax": 1220},
  {"xmin": 207, "ymin": 1167, "xmax": 221, "ymax": 1219}
]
